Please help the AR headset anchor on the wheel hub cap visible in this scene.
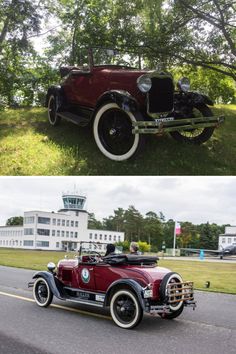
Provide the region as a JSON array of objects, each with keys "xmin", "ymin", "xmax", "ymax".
[{"xmin": 109, "ymin": 128, "xmax": 117, "ymax": 136}]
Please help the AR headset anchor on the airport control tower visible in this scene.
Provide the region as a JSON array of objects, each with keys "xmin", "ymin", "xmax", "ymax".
[{"xmin": 58, "ymin": 192, "xmax": 87, "ymax": 214}]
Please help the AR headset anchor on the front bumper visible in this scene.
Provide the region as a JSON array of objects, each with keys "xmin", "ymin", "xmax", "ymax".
[{"xmin": 132, "ymin": 115, "xmax": 224, "ymax": 135}]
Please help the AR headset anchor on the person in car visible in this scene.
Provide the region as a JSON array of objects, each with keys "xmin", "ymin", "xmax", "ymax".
[
  {"xmin": 129, "ymin": 242, "xmax": 139, "ymax": 255},
  {"xmin": 104, "ymin": 243, "xmax": 116, "ymax": 257}
]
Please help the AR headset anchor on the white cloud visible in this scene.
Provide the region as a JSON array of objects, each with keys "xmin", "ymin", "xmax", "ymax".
[{"xmin": 0, "ymin": 176, "xmax": 235, "ymax": 226}]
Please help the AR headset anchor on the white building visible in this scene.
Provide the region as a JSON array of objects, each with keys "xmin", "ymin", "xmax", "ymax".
[
  {"xmin": 219, "ymin": 226, "xmax": 236, "ymax": 248},
  {"xmin": 0, "ymin": 193, "xmax": 124, "ymax": 252}
]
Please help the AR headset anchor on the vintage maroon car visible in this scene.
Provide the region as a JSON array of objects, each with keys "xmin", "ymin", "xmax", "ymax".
[
  {"xmin": 46, "ymin": 47, "xmax": 224, "ymax": 161},
  {"xmin": 28, "ymin": 243, "xmax": 196, "ymax": 329}
]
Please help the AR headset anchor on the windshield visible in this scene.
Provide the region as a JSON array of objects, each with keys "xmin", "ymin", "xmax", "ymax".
[
  {"xmin": 76, "ymin": 47, "xmax": 160, "ymax": 70},
  {"xmin": 78, "ymin": 241, "xmax": 122, "ymax": 256}
]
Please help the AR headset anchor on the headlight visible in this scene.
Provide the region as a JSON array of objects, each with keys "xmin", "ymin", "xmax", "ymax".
[
  {"xmin": 178, "ymin": 77, "xmax": 190, "ymax": 92},
  {"xmin": 137, "ymin": 75, "xmax": 152, "ymax": 93},
  {"xmin": 47, "ymin": 262, "xmax": 56, "ymax": 272}
]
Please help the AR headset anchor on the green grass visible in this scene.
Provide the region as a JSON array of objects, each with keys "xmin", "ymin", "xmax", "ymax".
[
  {"xmin": 159, "ymin": 259, "xmax": 236, "ymax": 294},
  {"xmin": 0, "ymin": 105, "xmax": 236, "ymax": 175},
  {"xmin": 0, "ymin": 248, "xmax": 235, "ymax": 294}
]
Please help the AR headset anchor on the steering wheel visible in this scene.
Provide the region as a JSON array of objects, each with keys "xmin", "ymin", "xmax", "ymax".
[{"xmin": 87, "ymin": 250, "xmax": 102, "ymax": 262}]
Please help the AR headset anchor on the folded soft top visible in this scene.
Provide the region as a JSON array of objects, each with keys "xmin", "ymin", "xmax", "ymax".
[{"xmin": 103, "ymin": 254, "xmax": 158, "ymax": 265}]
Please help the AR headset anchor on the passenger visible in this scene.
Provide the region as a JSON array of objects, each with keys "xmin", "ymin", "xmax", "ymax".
[
  {"xmin": 104, "ymin": 243, "xmax": 116, "ymax": 257},
  {"xmin": 129, "ymin": 241, "xmax": 139, "ymax": 255}
]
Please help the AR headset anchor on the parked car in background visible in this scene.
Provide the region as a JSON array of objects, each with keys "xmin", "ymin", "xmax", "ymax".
[{"xmin": 28, "ymin": 242, "xmax": 196, "ymax": 329}]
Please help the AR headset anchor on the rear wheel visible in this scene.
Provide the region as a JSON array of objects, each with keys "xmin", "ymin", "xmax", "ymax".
[
  {"xmin": 93, "ymin": 103, "xmax": 145, "ymax": 161},
  {"xmin": 170, "ymin": 105, "xmax": 214, "ymax": 144},
  {"xmin": 48, "ymin": 94, "xmax": 61, "ymax": 126},
  {"xmin": 33, "ymin": 277, "xmax": 53, "ymax": 307},
  {"xmin": 110, "ymin": 289, "xmax": 143, "ymax": 329}
]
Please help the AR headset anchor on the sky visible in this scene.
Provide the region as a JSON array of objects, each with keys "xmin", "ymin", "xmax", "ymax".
[{"xmin": 0, "ymin": 176, "xmax": 235, "ymax": 226}]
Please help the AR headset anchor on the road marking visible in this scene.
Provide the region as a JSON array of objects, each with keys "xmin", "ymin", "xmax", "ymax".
[{"xmin": 0, "ymin": 291, "xmax": 111, "ymax": 321}]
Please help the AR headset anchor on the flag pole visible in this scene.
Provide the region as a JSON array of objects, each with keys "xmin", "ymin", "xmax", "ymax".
[{"xmin": 173, "ymin": 221, "xmax": 177, "ymax": 257}]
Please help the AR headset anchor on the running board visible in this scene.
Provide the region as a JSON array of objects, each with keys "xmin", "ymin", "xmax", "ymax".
[{"xmin": 57, "ymin": 111, "xmax": 90, "ymax": 127}]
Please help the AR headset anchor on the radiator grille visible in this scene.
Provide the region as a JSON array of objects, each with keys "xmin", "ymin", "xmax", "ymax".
[{"xmin": 148, "ymin": 77, "xmax": 174, "ymax": 113}]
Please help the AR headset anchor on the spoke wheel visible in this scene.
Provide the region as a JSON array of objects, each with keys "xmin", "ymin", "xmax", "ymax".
[
  {"xmin": 170, "ymin": 105, "xmax": 215, "ymax": 144},
  {"xmin": 33, "ymin": 277, "xmax": 53, "ymax": 307},
  {"xmin": 48, "ymin": 95, "xmax": 61, "ymax": 126},
  {"xmin": 93, "ymin": 103, "xmax": 144, "ymax": 161},
  {"xmin": 110, "ymin": 289, "xmax": 143, "ymax": 329}
]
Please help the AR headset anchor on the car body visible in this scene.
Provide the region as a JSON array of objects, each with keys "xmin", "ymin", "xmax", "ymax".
[
  {"xmin": 46, "ymin": 47, "xmax": 224, "ymax": 161},
  {"xmin": 28, "ymin": 242, "xmax": 196, "ymax": 329}
]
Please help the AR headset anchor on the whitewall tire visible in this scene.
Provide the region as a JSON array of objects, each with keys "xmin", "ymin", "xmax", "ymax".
[
  {"xmin": 33, "ymin": 277, "xmax": 53, "ymax": 307},
  {"xmin": 93, "ymin": 103, "xmax": 144, "ymax": 161}
]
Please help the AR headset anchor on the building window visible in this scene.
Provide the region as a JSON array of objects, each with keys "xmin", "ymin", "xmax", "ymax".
[
  {"xmin": 75, "ymin": 221, "xmax": 78, "ymax": 227},
  {"xmin": 52, "ymin": 230, "xmax": 55, "ymax": 236},
  {"xmin": 36, "ymin": 241, "xmax": 49, "ymax": 247},
  {"xmin": 52, "ymin": 218, "xmax": 56, "ymax": 225},
  {"xmin": 74, "ymin": 232, "xmax": 78, "ymax": 238},
  {"xmin": 57, "ymin": 230, "xmax": 60, "ymax": 237},
  {"xmin": 23, "ymin": 240, "xmax": 34, "ymax": 246},
  {"xmin": 118, "ymin": 236, "xmax": 121, "ymax": 242},
  {"xmin": 70, "ymin": 232, "xmax": 73, "ymax": 238},
  {"xmin": 61, "ymin": 231, "xmax": 65, "ymax": 237},
  {"xmin": 71, "ymin": 221, "xmax": 74, "ymax": 227},
  {"xmin": 114, "ymin": 235, "xmax": 116, "ymax": 241},
  {"xmin": 38, "ymin": 217, "xmax": 50, "ymax": 225},
  {"xmin": 222, "ymin": 238, "xmax": 225, "ymax": 243},
  {"xmin": 37, "ymin": 229, "xmax": 50, "ymax": 236},
  {"xmin": 89, "ymin": 233, "xmax": 92, "ymax": 240},
  {"xmin": 62, "ymin": 220, "xmax": 65, "ymax": 226},
  {"xmin": 104, "ymin": 235, "xmax": 107, "ymax": 241},
  {"xmin": 66, "ymin": 220, "xmax": 69, "ymax": 227},
  {"xmin": 94, "ymin": 234, "xmax": 97, "ymax": 240},
  {"xmin": 100, "ymin": 234, "xmax": 102, "ymax": 240},
  {"xmin": 56, "ymin": 242, "xmax": 59, "ymax": 248},
  {"xmin": 66, "ymin": 231, "xmax": 69, "ymax": 238},
  {"xmin": 24, "ymin": 228, "xmax": 34, "ymax": 235},
  {"xmin": 57, "ymin": 219, "xmax": 61, "ymax": 226},
  {"xmin": 24, "ymin": 216, "xmax": 35, "ymax": 224},
  {"xmin": 109, "ymin": 235, "xmax": 112, "ymax": 241},
  {"xmin": 228, "ymin": 238, "xmax": 232, "ymax": 244}
]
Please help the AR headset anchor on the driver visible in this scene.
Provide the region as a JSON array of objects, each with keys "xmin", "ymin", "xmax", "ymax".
[{"xmin": 104, "ymin": 243, "xmax": 115, "ymax": 257}]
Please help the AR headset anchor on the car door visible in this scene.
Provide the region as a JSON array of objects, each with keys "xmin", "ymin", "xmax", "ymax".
[{"xmin": 77, "ymin": 262, "xmax": 96, "ymax": 291}]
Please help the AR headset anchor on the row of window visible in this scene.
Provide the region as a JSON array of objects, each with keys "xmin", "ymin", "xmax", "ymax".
[
  {"xmin": 221, "ymin": 237, "xmax": 236, "ymax": 243},
  {"xmin": 24, "ymin": 228, "xmax": 79, "ymax": 238},
  {"xmin": 89, "ymin": 233, "xmax": 121, "ymax": 242},
  {"xmin": 0, "ymin": 239, "xmax": 50, "ymax": 248},
  {"xmin": 0, "ymin": 230, "xmax": 23, "ymax": 237},
  {"xmin": 24, "ymin": 216, "xmax": 79, "ymax": 228}
]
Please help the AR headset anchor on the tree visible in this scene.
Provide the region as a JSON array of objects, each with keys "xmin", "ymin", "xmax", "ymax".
[
  {"xmin": 88, "ymin": 212, "xmax": 103, "ymax": 229},
  {"xmin": 167, "ymin": 0, "xmax": 236, "ymax": 80},
  {"xmin": 6, "ymin": 216, "xmax": 23, "ymax": 226},
  {"xmin": 144, "ymin": 211, "xmax": 163, "ymax": 251}
]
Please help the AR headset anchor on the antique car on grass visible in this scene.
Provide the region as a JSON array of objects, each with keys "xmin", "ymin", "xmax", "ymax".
[
  {"xmin": 28, "ymin": 242, "xmax": 196, "ymax": 329},
  {"xmin": 46, "ymin": 47, "xmax": 224, "ymax": 161}
]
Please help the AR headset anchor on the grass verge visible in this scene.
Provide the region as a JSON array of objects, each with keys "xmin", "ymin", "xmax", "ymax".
[
  {"xmin": 0, "ymin": 248, "xmax": 235, "ymax": 294},
  {"xmin": 0, "ymin": 105, "xmax": 235, "ymax": 175}
]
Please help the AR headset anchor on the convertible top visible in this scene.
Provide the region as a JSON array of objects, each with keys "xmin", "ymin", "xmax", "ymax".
[{"xmin": 103, "ymin": 254, "xmax": 158, "ymax": 265}]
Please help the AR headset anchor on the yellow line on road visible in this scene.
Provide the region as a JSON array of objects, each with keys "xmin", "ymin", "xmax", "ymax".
[{"xmin": 0, "ymin": 291, "xmax": 111, "ymax": 321}]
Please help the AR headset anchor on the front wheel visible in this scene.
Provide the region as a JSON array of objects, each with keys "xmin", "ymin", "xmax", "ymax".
[
  {"xmin": 93, "ymin": 103, "xmax": 145, "ymax": 161},
  {"xmin": 33, "ymin": 277, "xmax": 53, "ymax": 307},
  {"xmin": 110, "ymin": 289, "xmax": 143, "ymax": 329},
  {"xmin": 170, "ymin": 105, "xmax": 215, "ymax": 144}
]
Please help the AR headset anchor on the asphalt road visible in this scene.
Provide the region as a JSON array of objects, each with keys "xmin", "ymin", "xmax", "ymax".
[{"xmin": 0, "ymin": 265, "xmax": 236, "ymax": 354}]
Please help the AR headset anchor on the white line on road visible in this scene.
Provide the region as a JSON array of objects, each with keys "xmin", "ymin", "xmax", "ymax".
[{"xmin": 0, "ymin": 290, "xmax": 111, "ymax": 321}]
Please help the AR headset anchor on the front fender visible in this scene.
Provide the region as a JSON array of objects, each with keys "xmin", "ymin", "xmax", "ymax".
[
  {"xmin": 175, "ymin": 91, "xmax": 214, "ymax": 107},
  {"xmin": 32, "ymin": 271, "xmax": 64, "ymax": 300},
  {"xmin": 104, "ymin": 279, "xmax": 145, "ymax": 310},
  {"xmin": 96, "ymin": 90, "xmax": 139, "ymax": 113}
]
